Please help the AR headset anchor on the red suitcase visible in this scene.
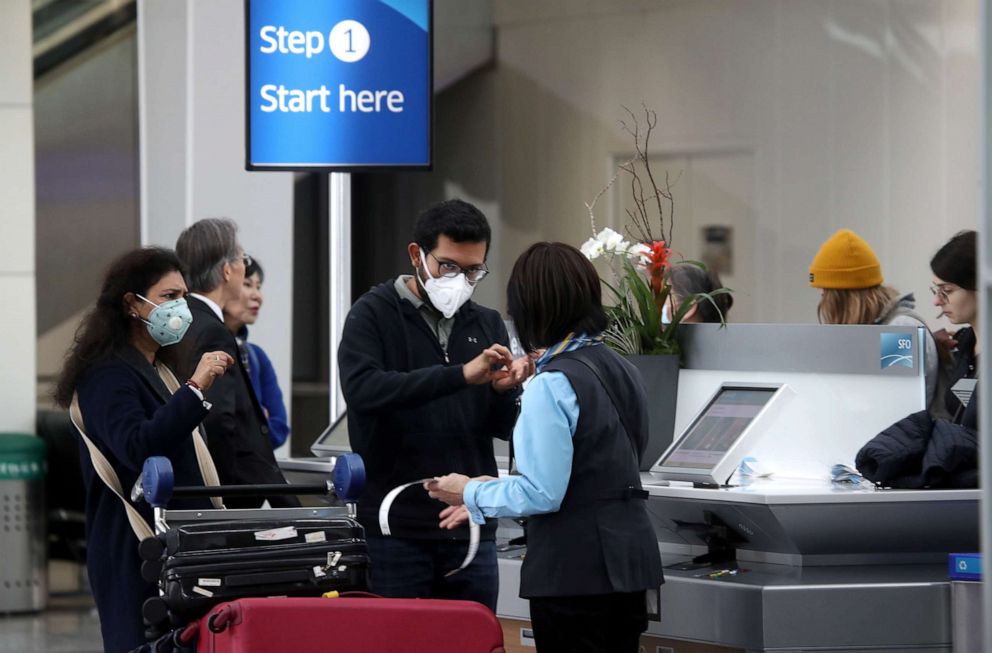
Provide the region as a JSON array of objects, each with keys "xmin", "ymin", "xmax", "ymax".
[{"xmin": 197, "ymin": 597, "xmax": 506, "ymax": 653}]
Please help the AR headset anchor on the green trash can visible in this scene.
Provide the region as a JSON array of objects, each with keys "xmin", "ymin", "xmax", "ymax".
[{"xmin": 0, "ymin": 433, "xmax": 47, "ymax": 612}]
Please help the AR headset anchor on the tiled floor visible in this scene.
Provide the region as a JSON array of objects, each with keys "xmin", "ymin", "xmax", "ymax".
[{"xmin": 0, "ymin": 595, "xmax": 103, "ymax": 653}]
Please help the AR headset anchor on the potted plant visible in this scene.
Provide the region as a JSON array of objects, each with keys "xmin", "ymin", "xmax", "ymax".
[{"xmin": 581, "ymin": 106, "xmax": 731, "ymax": 459}]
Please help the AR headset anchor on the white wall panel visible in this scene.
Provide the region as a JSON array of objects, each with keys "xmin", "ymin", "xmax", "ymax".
[
  {"xmin": 489, "ymin": 0, "xmax": 980, "ymax": 326},
  {"xmin": 886, "ymin": 0, "xmax": 945, "ymax": 306},
  {"xmin": 0, "ymin": 3, "xmax": 35, "ymax": 432},
  {"xmin": 0, "ymin": 107, "xmax": 34, "ymax": 276},
  {"xmin": 0, "ymin": 0, "xmax": 31, "ymax": 106},
  {"xmin": 0, "ymin": 276, "xmax": 36, "ymax": 433}
]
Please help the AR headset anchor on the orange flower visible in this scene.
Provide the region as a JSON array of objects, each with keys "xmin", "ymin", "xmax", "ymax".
[{"xmin": 644, "ymin": 240, "xmax": 670, "ymax": 296}]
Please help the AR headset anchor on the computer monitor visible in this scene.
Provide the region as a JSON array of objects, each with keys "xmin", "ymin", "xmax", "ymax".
[
  {"xmin": 651, "ymin": 382, "xmax": 792, "ymax": 486},
  {"xmin": 310, "ymin": 411, "xmax": 350, "ymax": 457}
]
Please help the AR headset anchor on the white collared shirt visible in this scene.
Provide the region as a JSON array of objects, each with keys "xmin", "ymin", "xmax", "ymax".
[{"xmin": 190, "ymin": 293, "xmax": 224, "ymax": 322}]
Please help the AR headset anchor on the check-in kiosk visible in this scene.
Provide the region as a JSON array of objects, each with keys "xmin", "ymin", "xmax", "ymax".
[
  {"xmin": 652, "ymin": 382, "xmax": 793, "ymax": 486},
  {"xmin": 497, "ymin": 324, "xmax": 977, "ymax": 652}
]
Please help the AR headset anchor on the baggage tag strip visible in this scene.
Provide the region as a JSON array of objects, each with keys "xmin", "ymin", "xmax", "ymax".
[
  {"xmin": 255, "ymin": 525, "xmax": 298, "ymax": 541},
  {"xmin": 379, "ymin": 479, "xmax": 480, "ymax": 577}
]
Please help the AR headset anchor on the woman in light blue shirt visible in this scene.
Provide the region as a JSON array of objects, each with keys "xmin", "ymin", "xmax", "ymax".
[{"xmin": 428, "ymin": 242, "xmax": 663, "ymax": 653}]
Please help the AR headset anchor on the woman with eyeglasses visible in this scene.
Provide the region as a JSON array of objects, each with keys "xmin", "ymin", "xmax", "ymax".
[
  {"xmin": 856, "ymin": 231, "xmax": 978, "ymax": 489},
  {"xmin": 930, "ymin": 230, "xmax": 978, "ymax": 427},
  {"xmin": 809, "ymin": 228, "xmax": 941, "ymax": 415},
  {"xmin": 54, "ymin": 248, "xmax": 233, "ymax": 652}
]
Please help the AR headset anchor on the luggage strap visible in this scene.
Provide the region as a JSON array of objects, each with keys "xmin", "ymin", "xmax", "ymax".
[{"xmin": 69, "ymin": 360, "xmax": 225, "ymax": 541}]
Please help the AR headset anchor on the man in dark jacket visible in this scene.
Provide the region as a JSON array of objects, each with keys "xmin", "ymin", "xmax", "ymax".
[
  {"xmin": 338, "ymin": 199, "xmax": 530, "ymax": 610},
  {"xmin": 162, "ymin": 217, "xmax": 296, "ymax": 507}
]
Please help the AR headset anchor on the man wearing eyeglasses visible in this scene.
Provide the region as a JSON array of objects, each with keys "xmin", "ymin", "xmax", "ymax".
[
  {"xmin": 163, "ymin": 217, "xmax": 298, "ymax": 508},
  {"xmin": 338, "ymin": 199, "xmax": 532, "ymax": 611}
]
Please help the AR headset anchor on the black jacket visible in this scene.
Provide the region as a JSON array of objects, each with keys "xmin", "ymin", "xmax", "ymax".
[
  {"xmin": 856, "ymin": 410, "xmax": 978, "ymax": 488},
  {"xmin": 160, "ymin": 296, "xmax": 295, "ymax": 507},
  {"xmin": 338, "ymin": 281, "xmax": 519, "ymax": 539},
  {"xmin": 944, "ymin": 327, "xmax": 978, "ymax": 430},
  {"xmin": 76, "ymin": 347, "xmax": 211, "ymax": 652}
]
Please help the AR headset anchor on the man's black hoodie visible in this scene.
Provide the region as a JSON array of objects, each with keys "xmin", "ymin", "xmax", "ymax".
[{"xmin": 338, "ymin": 280, "xmax": 519, "ymax": 540}]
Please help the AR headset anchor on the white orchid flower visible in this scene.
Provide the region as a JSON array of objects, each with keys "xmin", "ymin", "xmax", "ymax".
[
  {"xmin": 597, "ymin": 227, "xmax": 626, "ymax": 253},
  {"xmin": 626, "ymin": 243, "xmax": 652, "ymax": 264},
  {"xmin": 580, "ymin": 237, "xmax": 605, "ymax": 260}
]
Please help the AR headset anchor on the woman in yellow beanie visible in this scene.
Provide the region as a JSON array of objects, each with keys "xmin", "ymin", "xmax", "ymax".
[{"xmin": 809, "ymin": 229, "xmax": 940, "ymax": 414}]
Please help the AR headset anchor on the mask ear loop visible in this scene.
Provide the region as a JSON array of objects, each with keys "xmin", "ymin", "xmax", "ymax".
[
  {"xmin": 135, "ymin": 293, "xmax": 160, "ymax": 308},
  {"xmin": 419, "ymin": 249, "xmax": 440, "ymax": 282},
  {"xmin": 128, "ymin": 294, "xmax": 153, "ymax": 326}
]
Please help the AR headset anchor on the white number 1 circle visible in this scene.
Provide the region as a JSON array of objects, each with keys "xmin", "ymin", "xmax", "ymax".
[{"xmin": 329, "ymin": 20, "xmax": 370, "ymax": 63}]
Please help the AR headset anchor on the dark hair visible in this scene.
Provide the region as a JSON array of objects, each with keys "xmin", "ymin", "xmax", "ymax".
[
  {"xmin": 246, "ymin": 257, "xmax": 264, "ymax": 283},
  {"xmin": 55, "ymin": 248, "xmax": 183, "ymax": 407},
  {"xmin": 412, "ymin": 199, "xmax": 491, "ymax": 253},
  {"xmin": 667, "ymin": 264, "xmax": 734, "ymax": 323},
  {"xmin": 507, "ymin": 242, "xmax": 608, "ymax": 352},
  {"xmin": 930, "ymin": 230, "xmax": 977, "ymax": 291},
  {"xmin": 176, "ymin": 217, "xmax": 240, "ymax": 292}
]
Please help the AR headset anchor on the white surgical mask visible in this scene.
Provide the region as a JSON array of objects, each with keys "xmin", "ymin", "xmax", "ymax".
[{"xmin": 419, "ymin": 250, "xmax": 476, "ymax": 319}]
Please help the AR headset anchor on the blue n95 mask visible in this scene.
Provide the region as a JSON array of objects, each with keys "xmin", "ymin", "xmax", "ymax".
[{"xmin": 137, "ymin": 294, "xmax": 193, "ymax": 347}]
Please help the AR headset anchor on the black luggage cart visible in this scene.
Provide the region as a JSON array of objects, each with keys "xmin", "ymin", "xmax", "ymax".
[{"xmin": 133, "ymin": 454, "xmax": 370, "ymax": 638}]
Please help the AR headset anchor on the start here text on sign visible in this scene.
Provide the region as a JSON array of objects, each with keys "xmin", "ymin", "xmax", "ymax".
[
  {"xmin": 260, "ymin": 84, "xmax": 404, "ymax": 114},
  {"xmin": 257, "ymin": 24, "xmax": 404, "ymax": 114}
]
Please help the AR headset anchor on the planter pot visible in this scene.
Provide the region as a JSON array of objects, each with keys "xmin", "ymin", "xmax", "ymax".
[{"xmin": 626, "ymin": 354, "xmax": 680, "ymax": 469}]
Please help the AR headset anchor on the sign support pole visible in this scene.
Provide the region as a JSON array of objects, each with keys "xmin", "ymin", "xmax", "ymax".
[{"xmin": 328, "ymin": 172, "xmax": 351, "ymax": 424}]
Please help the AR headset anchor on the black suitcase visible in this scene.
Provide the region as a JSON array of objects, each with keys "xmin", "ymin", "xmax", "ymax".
[
  {"xmin": 160, "ymin": 518, "xmax": 364, "ymax": 556},
  {"xmin": 159, "ymin": 519, "xmax": 368, "ymax": 617},
  {"xmin": 135, "ymin": 455, "xmax": 371, "ymax": 633}
]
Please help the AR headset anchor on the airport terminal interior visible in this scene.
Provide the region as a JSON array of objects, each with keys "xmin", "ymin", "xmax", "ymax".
[{"xmin": 2, "ymin": 1, "xmax": 992, "ymax": 652}]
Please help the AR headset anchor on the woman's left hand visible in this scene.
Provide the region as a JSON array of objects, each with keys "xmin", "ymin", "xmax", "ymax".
[{"xmin": 424, "ymin": 473, "xmax": 470, "ymax": 506}]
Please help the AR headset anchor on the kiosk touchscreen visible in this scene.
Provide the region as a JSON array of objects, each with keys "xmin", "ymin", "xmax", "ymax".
[
  {"xmin": 651, "ymin": 383, "xmax": 792, "ymax": 486},
  {"xmin": 310, "ymin": 411, "xmax": 350, "ymax": 457}
]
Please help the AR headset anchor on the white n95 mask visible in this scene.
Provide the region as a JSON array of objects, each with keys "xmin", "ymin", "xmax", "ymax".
[{"xmin": 419, "ymin": 250, "xmax": 475, "ymax": 319}]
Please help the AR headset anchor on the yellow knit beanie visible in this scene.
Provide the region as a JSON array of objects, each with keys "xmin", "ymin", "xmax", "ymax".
[{"xmin": 808, "ymin": 229, "xmax": 883, "ymax": 289}]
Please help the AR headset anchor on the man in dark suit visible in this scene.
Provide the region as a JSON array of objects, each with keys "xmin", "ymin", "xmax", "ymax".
[{"xmin": 162, "ymin": 217, "xmax": 297, "ymax": 508}]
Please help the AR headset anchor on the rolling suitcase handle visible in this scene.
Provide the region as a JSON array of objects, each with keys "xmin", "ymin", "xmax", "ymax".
[{"xmin": 132, "ymin": 453, "xmax": 366, "ymax": 508}]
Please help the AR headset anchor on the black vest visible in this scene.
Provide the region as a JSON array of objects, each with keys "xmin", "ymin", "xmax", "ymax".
[{"xmin": 520, "ymin": 346, "xmax": 664, "ymax": 598}]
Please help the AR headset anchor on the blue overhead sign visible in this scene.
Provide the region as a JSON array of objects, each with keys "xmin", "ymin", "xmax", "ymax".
[{"xmin": 246, "ymin": 0, "xmax": 432, "ymax": 170}]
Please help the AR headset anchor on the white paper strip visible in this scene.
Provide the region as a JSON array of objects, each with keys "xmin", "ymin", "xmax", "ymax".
[{"xmin": 379, "ymin": 479, "xmax": 480, "ymax": 577}]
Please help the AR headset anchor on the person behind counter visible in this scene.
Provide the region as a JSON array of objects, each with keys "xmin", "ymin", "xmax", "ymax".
[
  {"xmin": 223, "ymin": 257, "xmax": 290, "ymax": 451},
  {"xmin": 809, "ymin": 228, "xmax": 940, "ymax": 414},
  {"xmin": 930, "ymin": 230, "xmax": 979, "ymax": 427},
  {"xmin": 427, "ymin": 242, "xmax": 664, "ymax": 653},
  {"xmin": 54, "ymin": 248, "xmax": 234, "ymax": 652},
  {"xmin": 856, "ymin": 230, "xmax": 979, "ymax": 489},
  {"xmin": 664, "ymin": 263, "xmax": 733, "ymax": 324}
]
